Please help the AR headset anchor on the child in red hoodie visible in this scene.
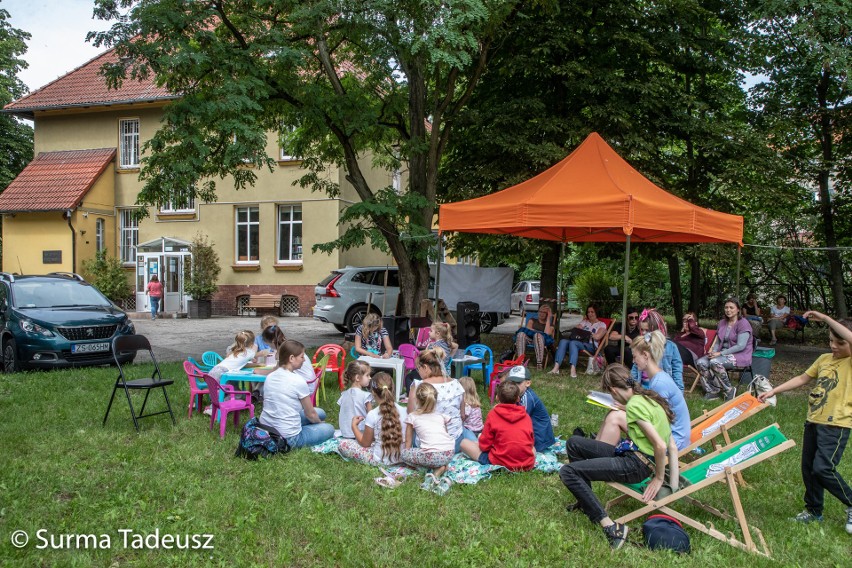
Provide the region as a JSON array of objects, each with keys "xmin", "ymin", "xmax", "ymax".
[{"xmin": 460, "ymin": 381, "xmax": 536, "ymax": 471}]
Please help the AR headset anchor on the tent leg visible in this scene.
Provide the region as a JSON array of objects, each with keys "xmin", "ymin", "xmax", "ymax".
[
  {"xmin": 735, "ymin": 245, "xmax": 741, "ymax": 300},
  {"xmin": 620, "ymin": 235, "xmax": 631, "ymax": 362}
]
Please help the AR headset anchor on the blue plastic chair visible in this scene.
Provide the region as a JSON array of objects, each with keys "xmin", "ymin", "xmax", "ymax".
[
  {"xmin": 202, "ymin": 351, "xmax": 223, "ymax": 369},
  {"xmin": 187, "ymin": 356, "xmax": 212, "ymax": 373},
  {"xmin": 463, "ymin": 344, "xmax": 493, "ymax": 385}
]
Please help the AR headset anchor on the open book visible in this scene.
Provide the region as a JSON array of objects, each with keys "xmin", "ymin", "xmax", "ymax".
[{"xmin": 586, "ymin": 390, "xmax": 619, "ymax": 411}]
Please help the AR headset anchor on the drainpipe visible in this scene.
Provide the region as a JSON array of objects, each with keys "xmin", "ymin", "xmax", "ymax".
[{"xmin": 65, "ymin": 210, "xmax": 76, "ymax": 273}]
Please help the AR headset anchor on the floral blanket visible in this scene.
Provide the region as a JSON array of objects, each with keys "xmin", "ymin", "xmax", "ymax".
[{"xmin": 312, "ymin": 438, "xmax": 567, "ymax": 485}]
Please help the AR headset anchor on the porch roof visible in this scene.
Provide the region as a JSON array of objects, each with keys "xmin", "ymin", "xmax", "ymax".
[{"xmin": 0, "ymin": 148, "xmax": 116, "ymax": 212}]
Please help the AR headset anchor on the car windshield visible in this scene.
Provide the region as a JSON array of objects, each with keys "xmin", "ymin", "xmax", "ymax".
[{"xmin": 12, "ymin": 280, "xmax": 112, "ymax": 309}]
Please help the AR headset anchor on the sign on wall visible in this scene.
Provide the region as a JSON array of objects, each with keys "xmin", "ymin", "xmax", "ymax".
[{"xmin": 42, "ymin": 250, "xmax": 62, "ymax": 264}]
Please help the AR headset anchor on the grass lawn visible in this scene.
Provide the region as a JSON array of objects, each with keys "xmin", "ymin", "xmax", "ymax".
[{"xmin": 0, "ymin": 343, "xmax": 850, "ymax": 567}]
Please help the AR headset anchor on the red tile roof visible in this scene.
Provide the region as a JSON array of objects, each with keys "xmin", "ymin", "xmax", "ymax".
[
  {"xmin": 4, "ymin": 47, "xmax": 175, "ymax": 116},
  {"xmin": 0, "ymin": 148, "xmax": 116, "ymax": 212}
]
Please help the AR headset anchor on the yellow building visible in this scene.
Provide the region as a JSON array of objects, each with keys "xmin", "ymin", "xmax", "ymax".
[{"xmin": 1, "ymin": 47, "xmax": 399, "ymax": 316}]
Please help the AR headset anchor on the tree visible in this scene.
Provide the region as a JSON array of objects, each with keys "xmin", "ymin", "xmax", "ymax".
[
  {"xmin": 82, "ymin": 251, "xmax": 132, "ymax": 302},
  {"xmin": 747, "ymin": 0, "xmax": 852, "ymax": 317},
  {"xmin": 90, "ymin": 0, "xmax": 522, "ymax": 316},
  {"xmin": 0, "ymin": 8, "xmax": 32, "ymax": 190},
  {"xmin": 184, "ymin": 234, "xmax": 221, "ymax": 301}
]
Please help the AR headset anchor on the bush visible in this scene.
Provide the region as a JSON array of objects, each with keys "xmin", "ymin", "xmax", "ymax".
[
  {"xmin": 82, "ymin": 251, "xmax": 131, "ymax": 302},
  {"xmin": 573, "ymin": 266, "xmax": 620, "ymax": 317},
  {"xmin": 184, "ymin": 233, "xmax": 221, "ymax": 300}
]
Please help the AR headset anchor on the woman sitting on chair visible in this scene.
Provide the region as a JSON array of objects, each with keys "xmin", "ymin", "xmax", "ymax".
[
  {"xmin": 672, "ymin": 311, "xmax": 706, "ymax": 368},
  {"xmin": 515, "ymin": 305, "xmax": 555, "ymax": 371},
  {"xmin": 550, "ymin": 305, "xmax": 608, "ymax": 378}
]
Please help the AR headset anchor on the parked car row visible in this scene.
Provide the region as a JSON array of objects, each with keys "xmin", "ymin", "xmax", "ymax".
[{"xmin": 313, "ymin": 266, "xmax": 507, "ymax": 334}]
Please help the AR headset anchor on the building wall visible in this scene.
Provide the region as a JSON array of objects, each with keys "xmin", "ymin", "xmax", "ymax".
[
  {"xmin": 26, "ymin": 106, "xmax": 399, "ymax": 315},
  {"xmin": 2, "ymin": 211, "xmax": 73, "ymax": 273}
]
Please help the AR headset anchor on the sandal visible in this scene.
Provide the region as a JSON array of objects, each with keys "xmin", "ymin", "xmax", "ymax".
[{"xmin": 374, "ymin": 476, "xmax": 401, "ymax": 489}]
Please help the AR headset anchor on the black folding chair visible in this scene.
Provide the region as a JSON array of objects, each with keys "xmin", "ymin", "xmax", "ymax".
[{"xmin": 103, "ymin": 334, "xmax": 176, "ymax": 432}]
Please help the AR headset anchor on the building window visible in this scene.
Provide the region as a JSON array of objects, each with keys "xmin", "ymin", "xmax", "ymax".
[
  {"xmin": 392, "ymin": 168, "xmax": 402, "ymax": 194},
  {"xmin": 279, "ymin": 124, "xmax": 299, "ymax": 161},
  {"xmin": 160, "ymin": 189, "xmax": 195, "ymax": 213},
  {"xmin": 277, "ymin": 205, "xmax": 302, "ymax": 263},
  {"xmin": 95, "ymin": 218, "xmax": 105, "ymax": 252},
  {"xmin": 118, "ymin": 118, "xmax": 139, "ymax": 168},
  {"xmin": 236, "ymin": 206, "xmax": 260, "ymax": 263},
  {"xmin": 119, "ymin": 209, "xmax": 138, "ymax": 263}
]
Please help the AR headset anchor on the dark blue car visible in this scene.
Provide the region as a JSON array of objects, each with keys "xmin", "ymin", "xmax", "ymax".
[{"xmin": 0, "ymin": 273, "xmax": 136, "ymax": 371}]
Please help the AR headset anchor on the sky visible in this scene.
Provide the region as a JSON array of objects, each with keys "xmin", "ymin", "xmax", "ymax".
[{"xmin": 4, "ymin": 0, "xmax": 111, "ymax": 92}]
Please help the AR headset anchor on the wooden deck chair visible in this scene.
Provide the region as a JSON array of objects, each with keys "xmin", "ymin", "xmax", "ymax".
[
  {"xmin": 680, "ymin": 392, "xmax": 768, "ymax": 485},
  {"xmin": 578, "ymin": 318, "xmax": 615, "ymax": 374},
  {"xmin": 605, "ymin": 423, "xmax": 795, "ymax": 558},
  {"xmin": 687, "ymin": 328, "xmax": 716, "ymax": 393}
]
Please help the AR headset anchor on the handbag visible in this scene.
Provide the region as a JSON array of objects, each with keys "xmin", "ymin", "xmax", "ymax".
[
  {"xmin": 567, "ymin": 327, "xmax": 593, "ymax": 343},
  {"xmin": 748, "ymin": 374, "xmax": 776, "ymax": 407}
]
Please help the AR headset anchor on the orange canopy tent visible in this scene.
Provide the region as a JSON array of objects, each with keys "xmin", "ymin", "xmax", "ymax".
[{"xmin": 439, "ymin": 132, "xmax": 744, "ymax": 354}]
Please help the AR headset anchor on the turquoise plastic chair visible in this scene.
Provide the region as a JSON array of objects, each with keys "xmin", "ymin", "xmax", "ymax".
[
  {"xmin": 202, "ymin": 351, "xmax": 223, "ymax": 369},
  {"xmin": 187, "ymin": 356, "xmax": 212, "ymax": 373},
  {"xmin": 463, "ymin": 344, "xmax": 493, "ymax": 385}
]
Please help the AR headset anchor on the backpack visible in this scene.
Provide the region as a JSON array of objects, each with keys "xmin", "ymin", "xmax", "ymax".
[
  {"xmin": 235, "ymin": 418, "xmax": 291, "ymax": 460},
  {"xmin": 748, "ymin": 374, "xmax": 776, "ymax": 407},
  {"xmin": 642, "ymin": 514, "xmax": 690, "ymax": 553}
]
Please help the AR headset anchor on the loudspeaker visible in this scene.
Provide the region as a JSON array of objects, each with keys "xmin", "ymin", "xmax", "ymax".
[
  {"xmin": 456, "ymin": 301, "xmax": 481, "ymax": 349},
  {"xmin": 382, "ymin": 316, "xmax": 411, "ymax": 349}
]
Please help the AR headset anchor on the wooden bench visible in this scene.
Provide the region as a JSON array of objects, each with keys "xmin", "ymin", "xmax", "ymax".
[{"xmin": 243, "ymin": 294, "xmax": 281, "ymax": 315}]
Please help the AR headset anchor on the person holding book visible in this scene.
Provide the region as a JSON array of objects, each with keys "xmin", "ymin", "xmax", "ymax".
[
  {"xmin": 560, "ymin": 364, "xmax": 678, "ymax": 549},
  {"xmin": 592, "ymin": 331, "xmax": 690, "ymax": 452},
  {"xmin": 506, "ymin": 366, "xmax": 556, "ymax": 452}
]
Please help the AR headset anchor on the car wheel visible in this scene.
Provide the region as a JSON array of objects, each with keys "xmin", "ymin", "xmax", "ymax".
[
  {"xmin": 480, "ymin": 312, "xmax": 495, "ymax": 334},
  {"xmin": 3, "ymin": 338, "xmax": 19, "ymax": 373},
  {"xmin": 345, "ymin": 306, "xmax": 376, "ymax": 334},
  {"xmin": 333, "ymin": 324, "xmax": 348, "ymax": 334}
]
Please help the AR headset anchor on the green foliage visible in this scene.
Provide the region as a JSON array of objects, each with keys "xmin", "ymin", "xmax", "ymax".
[
  {"xmin": 82, "ymin": 250, "xmax": 131, "ymax": 302},
  {"xmin": 184, "ymin": 233, "xmax": 221, "ymax": 300},
  {"xmin": 573, "ymin": 266, "xmax": 620, "ymax": 317},
  {"xmin": 0, "ymin": 8, "xmax": 32, "ymax": 191}
]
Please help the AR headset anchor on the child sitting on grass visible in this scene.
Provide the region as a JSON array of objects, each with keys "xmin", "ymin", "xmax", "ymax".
[
  {"xmin": 460, "ymin": 381, "xmax": 535, "ymax": 471},
  {"xmin": 402, "ymin": 382, "xmax": 456, "ymax": 495},
  {"xmin": 505, "ymin": 366, "xmax": 556, "ymax": 452},
  {"xmin": 459, "ymin": 376, "xmax": 483, "ymax": 435},
  {"xmin": 759, "ymin": 310, "xmax": 852, "ymax": 534},
  {"xmin": 338, "ymin": 372, "xmax": 406, "ymax": 466},
  {"xmin": 337, "ymin": 361, "xmax": 373, "ymax": 439}
]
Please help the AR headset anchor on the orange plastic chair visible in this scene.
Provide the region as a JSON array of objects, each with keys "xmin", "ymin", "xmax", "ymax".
[
  {"xmin": 488, "ymin": 354, "xmax": 526, "ymax": 402},
  {"xmin": 314, "ymin": 344, "xmax": 346, "ymax": 391}
]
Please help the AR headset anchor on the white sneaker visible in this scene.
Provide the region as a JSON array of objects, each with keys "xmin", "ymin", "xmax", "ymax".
[
  {"xmin": 846, "ymin": 506, "xmax": 852, "ymax": 535},
  {"xmin": 203, "ymin": 406, "xmax": 212, "ymax": 416}
]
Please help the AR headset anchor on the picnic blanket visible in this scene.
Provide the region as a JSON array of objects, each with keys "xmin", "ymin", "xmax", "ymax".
[{"xmin": 313, "ymin": 438, "xmax": 567, "ymax": 485}]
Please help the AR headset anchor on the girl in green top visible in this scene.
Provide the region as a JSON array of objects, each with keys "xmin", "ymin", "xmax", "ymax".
[{"xmin": 559, "ymin": 365, "xmax": 679, "ymax": 550}]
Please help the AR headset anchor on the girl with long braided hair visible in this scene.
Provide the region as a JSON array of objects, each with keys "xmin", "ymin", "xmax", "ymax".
[{"xmin": 338, "ymin": 372, "xmax": 406, "ymax": 465}]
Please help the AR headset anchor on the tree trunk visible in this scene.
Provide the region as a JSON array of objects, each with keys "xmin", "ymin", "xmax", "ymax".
[
  {"xmin": 668, "ymin": 254, "xmax": 683, "ymax": 324},
  {"xmin": 816, "ymin": 68, "xmax": 847, "ymax": 318},
  {"xmin": 689, "ymin": 255, "xmax": 701, "ymax": 315}
]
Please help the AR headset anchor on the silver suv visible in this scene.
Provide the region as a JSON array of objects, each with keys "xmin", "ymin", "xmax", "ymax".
[{"xmin": 313, "ymin": 266, "xmax": 504, "ymax": 333}]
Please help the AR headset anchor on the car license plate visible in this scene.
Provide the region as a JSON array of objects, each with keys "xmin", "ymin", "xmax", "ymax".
[{"xmin": 71, "ymin": 342, "xmax": 110, "ymax": 354}]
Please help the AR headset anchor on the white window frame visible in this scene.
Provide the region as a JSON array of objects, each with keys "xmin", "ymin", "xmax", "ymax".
[
  {"xmin": 276, "ymin": 204, "xmax": 303, "ymax": 264},
  {"xmin": 95, "ymin": 218, "xmax": 105, "ymax": 252},
  {"xmin": 118, "ymin": 209, "xmax": 138, "ymax": 264},
  {"xmin": 118, "ymin": 118, "xmax": 139, "ymax": 169},
  {"xmin": 159, "ymin": 192, "xmax": 196, "ymax": 213},
  {"xmin": 235, "ymin": 206, "xmax": 260, "ymax": 264},
  {"xmin": 392, "ymin": 168, "xmax": 402, "ymax": 194}
]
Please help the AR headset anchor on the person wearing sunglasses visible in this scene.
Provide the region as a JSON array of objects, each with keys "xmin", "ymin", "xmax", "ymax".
[{"xmin": 603, "ymin": 307, "xmax": 641, "ymax": 368}]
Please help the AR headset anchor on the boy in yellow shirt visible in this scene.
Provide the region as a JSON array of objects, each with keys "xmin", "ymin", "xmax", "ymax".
[{"xmin": 760, "ymin": 311, "xmax": 852, "ymax": 534}]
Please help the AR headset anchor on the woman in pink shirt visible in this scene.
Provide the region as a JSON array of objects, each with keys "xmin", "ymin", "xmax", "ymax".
[{"xmin": 146, "ymin": 275, "xmax": 163, "ymax": 320}]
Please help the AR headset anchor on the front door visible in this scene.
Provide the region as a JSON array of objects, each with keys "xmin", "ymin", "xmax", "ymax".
[{"xmin": 162, "ymin": 255, "xmax": 183, "ymax": 312}]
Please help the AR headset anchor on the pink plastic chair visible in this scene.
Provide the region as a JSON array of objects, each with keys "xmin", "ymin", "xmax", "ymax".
[
  {"xmin": 182, "ymin": 361, "xmax": 210, "ymax": 419},
  {"xmin": 314, "ymin": 344, "xmax": 346, "ymax": 391},
  {"xmin": 397, "ymin": 343, "xmax": 420, "ymax": 373},
  {"xmin": 489, "ymin": 354, "xmax": 526, "ymax": 403},
  {"xmin": 203, "ymin": 374, "xmax": 254, "ymax": 439},
  {"xmin": 415, "ymin": 327, "xmax": 431, "ymax": 349}
]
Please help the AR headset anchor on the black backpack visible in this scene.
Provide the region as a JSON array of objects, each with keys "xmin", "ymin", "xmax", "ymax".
[
  {"xmin": 642, "ymin": 514, "xmax": 690, "ymax": 553},
  {"xmin": 235, "ymin": 418, "xmax": 291, "ymax": 460}
]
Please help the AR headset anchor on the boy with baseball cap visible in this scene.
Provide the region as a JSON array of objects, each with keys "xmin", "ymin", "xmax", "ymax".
[{"xmin": 506, "ymin": 366, "xmax": 556, "ymax": 451}]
